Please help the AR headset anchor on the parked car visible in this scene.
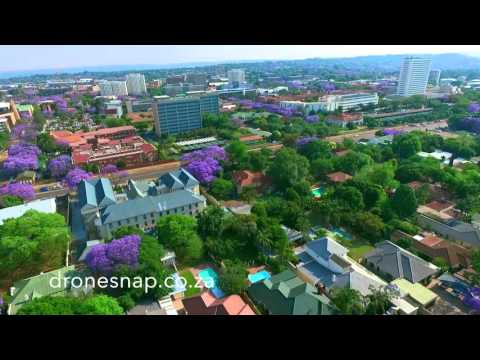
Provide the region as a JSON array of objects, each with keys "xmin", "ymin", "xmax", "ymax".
[{"xmin": 40, "ymin": 187, "xmax": 49, "ymax": 192}]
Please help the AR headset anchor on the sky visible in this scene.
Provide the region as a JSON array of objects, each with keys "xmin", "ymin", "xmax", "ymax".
[{"xmin": 0, "ymin": 45, "xmax": 479, "ymax": 73}]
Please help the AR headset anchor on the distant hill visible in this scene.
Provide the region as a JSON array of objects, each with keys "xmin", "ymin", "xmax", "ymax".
[{"xmin": 0, "ymin": 53, "xmax": 479, "ymax": 81}]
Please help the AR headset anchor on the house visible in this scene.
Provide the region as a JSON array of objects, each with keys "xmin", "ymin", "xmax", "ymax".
[
  {"xmin": 364, "ymin": 241, "xmax": 440, "ymax": 283},
  {"xmin": 390, "ymin": 278, "xmax": 438, "ymax": 308},
  {"xmin": 182, "ymin": 291, "xmax": 255, "ymax": 315},
  {"xmin": 0, "ymin": 198, "xmax": 56, "ymax": 226},
  {"xmin": 247, "ymin": 269, "xmax": 335, "ymax": 315},
  {"xmin": 7, "ymin": 266, "xmax": 90, "ymax": 315},
  {"xmin": 77, "ymin": 168, "xmax": 206, "ymax": 239},
  {"xmin": 127, "ymin": 297, "xmax": 178, "ymax": 315},
  {"xmin": 222, "ymin": 200, "xmax": 252, "ymax": 215},
  {"xmin": 281, "ymin": 225, "xmax": 303, "ymax": 243},
  {"xmin": 417, "ymin": 212, "xmax": 480, "ymax": 248},
  {"xmin": 326, "ymin": 113, "xmax": 364, "ymax": 128},
  {"xmin": 334, "ymin": 149, "xmax": 350, "ymax": 157},
  {"xmin": 391, "ymin": 230, "xmax": 471, "ymax": 268},
  {"xmin": 326, "ymin": 171, "xmax": 352, "ymax": 184},
  {"xmin": 407, "ymin": 181, "xmax": 452, "ymax": 202},
  {"xmin": 295, "ymin": 237, "xmax": 387, "ymax": 296},
  {"xmin": 232, "ymin": 170, "xmax": 270, "ymax": 193},
  {"xmin": 238, "ymin": 134, "xmax": 264, "ymax": 145}
]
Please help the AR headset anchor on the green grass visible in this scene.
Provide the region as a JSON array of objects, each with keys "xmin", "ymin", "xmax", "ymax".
[
  {"xmin": 347, "ymin": 244, "xmax": 375, "ymax": 262},
  {"xmin": 180, "ymin": 270, "xmax": 201, "ymax": 298}
]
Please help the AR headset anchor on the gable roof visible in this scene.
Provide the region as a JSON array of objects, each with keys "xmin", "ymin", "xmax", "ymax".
[
  {"xmin": 326, "ymin": 171, "xmax": 352, "ymax": 183},
  {"xmin": 247, "ymin": 270, "xmax": 334, "ymax": 315},
  {"xmin": 364, "ymin": 241, "xmax": 439, "ymax": 283},
  {"xmin": 306, "ymin": 237, "xmax": 348, "ymax": 260},
  {"xmin": 182, "ymin": 291, "xmax": 255, "ymax": 315},
  {"xmin": 159, "ymin": 168, "xmax": 199, "ymax": 190},
  {"xmin": 78, "ymin": 178, "xmax": 116, "ymax": 211},
  {"xmin": 232, "ymin": 170, "xmax": 268, "ymax": 188},
  {"xmin": 100, "ymin": 190, "xmax": 205, "ymax": 224}
]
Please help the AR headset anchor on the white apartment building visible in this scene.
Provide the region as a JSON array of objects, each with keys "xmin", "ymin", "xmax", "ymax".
[
  {"xmin": 227, "ymin": 69, "xmax": 246, "ymax": 85},
  {"xmin": 126, "ymin": 73, "xmax": 147, "ymax": 96},
  {"xmin": 397, "ymin": 57, "xmax": 432, "ymax": 97},
  {"xmin": 279, "ymin": 92, "xmax": 378, "ymax": 113},
  {"xmin": 429, "ymin": 69, "xmax": 441, "ymax": 86},
  {"xmin": 99, "ymin": 80, "xmax": 128, "ymax": 97}
]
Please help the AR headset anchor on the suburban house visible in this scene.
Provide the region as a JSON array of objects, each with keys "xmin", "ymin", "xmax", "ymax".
[
  {"xmin": 417, "ymin": 211, "xmax": 480, "ymax": 248},
  {"xmin": 390, "ymin": 278, "xmax": 438, "ymax": 309},
  {"xmin": 407, "ymin": 181, "xmax": 452, "ymax": 202},
  {"xmin": 326, "ymin": 113, "xmax": 364, "ymax": 128},
  {"xmin": 391, "ymin": 230, "xmax": 471, "ymax": 268},
  {"xmin": 182, "ymin": 291, "xmax": 255, "ymax": 315},
  {"xmin": 364, "ymin": 241, "xmax": 440, "ymax": 283},
  {"xmin": 247, "ymin": 269, "xmax": 335, "ymax": 315},
  {"xmin": 77, "ymin": 168, "xmax": 206, "ymax": 239},
  {"xmin": 7, "ymin": 266, "xmax": 90, "ymax": 315},
  {"xmin": 295, "ymin": 237, "xmax": 387, "ymax": 296},
  {"xmin": 0, "ymin": 198, "xmax": 57, "ymax": 226},
  {"xmin": 326, "ymin": 171, "xmax": 352, "ymax": 184},
  {"xmin": 232, "ymin": 170, "xmax": 270, "ymax": 194}
]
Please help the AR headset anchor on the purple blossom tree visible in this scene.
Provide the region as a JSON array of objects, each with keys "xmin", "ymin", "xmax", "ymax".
[
  {"xmin": 100, "ymin": 164, "xmax": 119, "ymax": 175},
  {"xmin": 3, "ymin": 143, "xmax": 40, "ymax": 173},
  {"xmin": 467, "ymin": 103, "xmax": 480, "ymax": 113},
  {"xmin": 11, "ymin": 124, "xmax": 38, "ymax": 142},
  {"xmin": 305, "ymin": 115, "xmax": 320, "ymax": 123},
  {"xmin": 64, "ymin": 168, "xmax": 92, "ymax": 189},
  {"xmin": 0, "ymin": 182, "xmax": 35, "ymax": 201},
  {"xmin": 181, "ymin": 145, "xmax": 226, "ymax": 184},
  {"xmin": 296, "ymin": 136, "xmax": 318, "ymax": 148},
  {"xmin": 48, "ymin": 155, "xmax": 72, "ymax": 178},
  {"xmin": 85, "ymin": 235, "xmax": 141, "ymax": 275},
  {"xmin": 383, "ymin": 129, "xmax": 403, "ymax": 136}
]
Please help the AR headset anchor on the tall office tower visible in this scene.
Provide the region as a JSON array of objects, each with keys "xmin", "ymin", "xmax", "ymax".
[
  {"xmin": 166, "ymin": 75, "xmax": 186, "ymax": 85},
  {"xmin": 429, "ymin": 69, "xmax": 442, "ymax": 86},
  {"xmin": 99, "ymin": 80, "xmax": 128, "ymax": 96},
  {"xmin": 227, "ymin": 69, "xmax": 246, "ymax": 86},
  {"xmin": 397, "ymin": 57, "xmax": 432, "ymax": 97},
  {"xmin": 152, "ymin": 94, "xmax": 219, "ymax": 136},
  {"xmin": 126, "ymin": 73, "xmax": 147, "ymax": 96}
]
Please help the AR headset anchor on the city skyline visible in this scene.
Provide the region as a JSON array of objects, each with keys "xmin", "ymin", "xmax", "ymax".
[{"xmin": 0, "ymin": 45, "xmax": 479, "ymax": 73}]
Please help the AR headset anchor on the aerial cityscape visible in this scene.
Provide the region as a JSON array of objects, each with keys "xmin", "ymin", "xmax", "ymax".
[{"xmin": 2, "ymin": 45, "xmax": 480, "ymax": 316}]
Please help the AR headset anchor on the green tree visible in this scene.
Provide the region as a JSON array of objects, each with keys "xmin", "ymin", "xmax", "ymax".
[
  {"xmin": 365, "ymin": 287, "xmax": 394, "ymax": 315},
  {"xmin": 218, "ymin": 260, "xmax": 248, "ymax": 295},
  {"xmin": 226, "ymin": 140, "xmax": 249, "ymax": 167},
  {"xmin": 443, "ymin": 137, "xmax": 476, "ymax": 166},
  {"xmin": 311, "ymin": 158, "xmax": 334, "ymax": 179},
  {"xmin": 432, "ymin": 257, "xmax": 449, "ymax": 273},
  {"xmin": 0, "ymin": 195, "xmax": 24, "ymax": 209},
  {"xmin": 352, "ymin": 212, "xmax": 385, "ymax": 243},
  {"xmin": 333, "ymin": 185, "xmax": 364, "ymax": 211},
  {"xmin": 392, "ymin": 134, "xmax": 421, "ymax": 159},
  {"xmin": 334, "ymin": 151, "xmax": 373, "ymax": 175},
  {"xmin": 329, "ymin": 288, "xmax": 365, "ymax": 315},
  {"xmin": 267, "ymin": 148, "xmax": 310, "ymax": 190},
  {"xmin": 111, "ymin": 225, "xmax": 145, "ymax": 239},
  {"xmin": 0, "ymin": 210, "xmax": 70, "ymax": 287},
  {"xmin": 156, "ymin": 215, "xmax": 203, "ymax": 263},
  {"xmin": 248, "ymin": 150, "xmax": 270, "ymax": 172},
  {"xmin": 17, "ymin": 295, "xmax": 124, "ymax": 315},
  {"xmin": 210, "ymin": 178, "xmax": 235, "ymax": 200},
  {"xmin": 300, "ymin": 140, "xmax": 332, "ymax": 161},
  {"xmin": 197, "ymin": 206, "xmax": 226, "ymax": 239},
  {"xmin": 391, "ymin": 184, "xmax": 418, "ymax": 218}
]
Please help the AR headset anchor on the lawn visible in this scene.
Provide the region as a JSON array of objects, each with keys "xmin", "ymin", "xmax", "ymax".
[
  {"xmin": 180, "ymin": 270, "xmax": 201, "ymax": 298},
  {"xmin": 327, "ymin": 231, "xmax": 374, "ymax": 262}
]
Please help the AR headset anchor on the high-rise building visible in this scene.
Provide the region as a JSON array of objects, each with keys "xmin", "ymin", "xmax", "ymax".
[
  {"xmin": 166, "ymin": 75, "xmax": 186, "ymax": 85},
  {"xmin": 227, "ymin": 69, "xmax": 246, "ymax": 87},
  {"xmin": 429, "ymin": 69, "xmax": 441, "ymax": 86},
  {"xmin": 152, "ymin": 94, "xmax": 219, "ymax": 136},
  {"xmin": 126, "ymin": 73, "xmax": 147, "ymax": 96},
  {"xmin": 397, "ymin": 57, "xmax": 432, "ymax": 97},
  {"xmin": 99, "ymin": 80, "xmax": 128, "ymax": 97},
  {"xmin": 186, "ymin": 73, "xmax": 207, "ymax": 85}
]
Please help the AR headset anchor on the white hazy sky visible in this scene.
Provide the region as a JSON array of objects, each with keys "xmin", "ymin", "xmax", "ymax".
[{"xmin": 0, "ymin": 45, "xmax": 479, "ymax": 72}]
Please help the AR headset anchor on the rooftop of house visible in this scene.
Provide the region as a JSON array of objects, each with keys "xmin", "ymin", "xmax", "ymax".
[
  {"xmin": 238, "ymin": 134, "xmax": 264, "ymax": 143},
  {"xmin": 424, "ymin": 200, "xmax": 455, "ymax": 213},
  {"xmin": 0, "ymin": 198, "xmax": 56, "ymax": 226},
  {"xmin": 232, "ymin": 170, "xmax": 268, "ymax": 188},
  {"xmin": 78, "ymin": 178, "xmax": 117, "ymax": 211},
  {"xmin": 391, "ymin": 278, "xmax": 438, "ymax": 307},
  {"xmin": 8, "ymin": 266, "xmax": 85, "ymax": 315},
  {"xmin": 326, "ymin": 171, "xmax": 352, "ymax": 183},
  {"xmin": 247, "ymin": 269, "xmax": 334, "ymax": 315},
  {"xmin": 364, "ymin": 241, "xmax": 439, "ymax": 283},
  {"xmin": 182, "ymin": 291, "xmax": 255, "ymax": 315}
]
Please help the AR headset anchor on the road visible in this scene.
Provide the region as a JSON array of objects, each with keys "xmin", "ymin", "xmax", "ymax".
[
  {"xmin": 34, "ymin": 161, "xmax": 181, "ymax": 200},
  {"xmin": 324, "ymin": 119, "xmax": 449, "ymax": 144}
]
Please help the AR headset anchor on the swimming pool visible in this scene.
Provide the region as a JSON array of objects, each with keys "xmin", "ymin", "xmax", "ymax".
[
  {"xmin": 311, "ymin": 187, "xmax": 326, "ymax": 198},
  {"xmin": 331, "ymin": 227, "xmax": 353, "ymax": 241},
  {"xmin": 248, "ymin": 270, "xmax": 271, "ymax": 284},
  {"xmin": 198, "ymin": 267, "xmax": 225, "ymax": 298}
]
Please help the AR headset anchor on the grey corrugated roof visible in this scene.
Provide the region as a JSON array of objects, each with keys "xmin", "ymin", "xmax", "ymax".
[
  {"xmin": 364, "ymin": 241, "xmax": 439, "ymax": 283},
  {"xmin": 306, "ymin": 237, "xmax": 348, "ymax": 260},
  {"xmin": 101, "ymin": 190, "xmax": 205, "ymax": 224},
  {"xmin": 78, "ymin": 178, "xmax": 116, "ymax": 210},
  {"xmin": 159, "ymin": 168, "xmax": 199, "ymax": 189}
]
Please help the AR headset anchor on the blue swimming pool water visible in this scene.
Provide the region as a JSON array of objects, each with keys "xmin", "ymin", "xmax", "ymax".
[
  {"xmin": 248, "ymin": 270, "xmax": 271, "ymax": 283},
  {"xmin": 331, "ymin": 227, "xmax": 353, "ymax": 241},
  {"xmin": 198, "ymin": 267, "xmax": 225, "ymax": 298}
]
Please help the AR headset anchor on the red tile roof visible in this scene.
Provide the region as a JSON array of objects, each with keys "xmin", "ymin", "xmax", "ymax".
[
  {"xmin": 239, "ymin": 135, "xmax": 264, "ymax": 143},
  {"xmin": 327, "ymin": 171, "xmax": 352, "ymax": 183},
  {"xmin": 327, "ymin": 113, "xmax": 363, "ymax": 122},
  {"xmin": 232, "ymin": 170, "xmax": 268, "ymax": 188},
  {"xmin": 425, "ymin": 200, "xmax": 455, "ymax": 212},
  {"xmin": 420, "ymin": 234, "xmax": 443, "ymax": 248},
  {"xmin": 182, "ymin": 291, "xmax": 255, "ymax": 315}
]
